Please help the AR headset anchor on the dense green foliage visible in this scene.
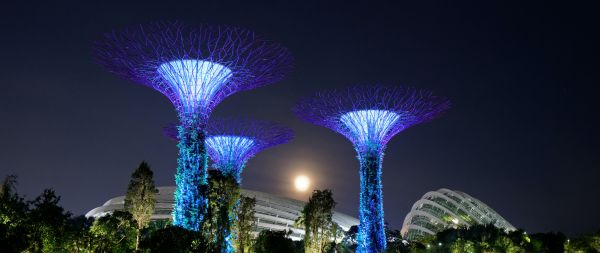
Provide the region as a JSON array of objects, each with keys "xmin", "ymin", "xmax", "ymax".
[
  {"xmin": 234, "ymin": 196, "xmax": 257, "ymax": 253},
  {"xmin": 296, "ymin": 189, "xmax": 338, "ymax": 253},
  {"xmin": 88, "ymin": 211, "xmax": 137, "ymax": 252},
  {"xmin": 204, "ymin": 169, "xmax": 241, "ymax": 252},
  {"xmin": 566, "ymin": 230, "xmax": 600, "ymax": 252},
  {"xmin": 141, "ymin": 225, "xmax": 206, "ymax": 252},
  {"xmin": 405, "ymin": 225, "xmax": 571, "ymax": 253},
  {"xmin": 253, "ymin": 230, "xmax": 297, "ymax": 253},
  {"xmin": 124, "ymin": 161, "xmax": 158, "ymax": 251},
  {"xmin": 2, "ymin": 174, "xmax": 600, "ymax": 253}
]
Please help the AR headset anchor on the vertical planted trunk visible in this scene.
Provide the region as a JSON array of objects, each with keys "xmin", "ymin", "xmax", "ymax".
[
  {"xmin": 217, "ymin": 182, "xmax": 238, "ymax": 253},
  {"xmin": 207, "ymin": 170, "xmax": 240, "ymax": 253},
  {"xmin": 357, "ymin": 149, "xmax": 387, "ymax": 253},
  {"xmin": 173, "ymin": 118, "xmax": 208, "ymax": 231}
]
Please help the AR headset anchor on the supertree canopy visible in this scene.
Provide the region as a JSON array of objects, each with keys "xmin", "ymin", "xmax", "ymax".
[
  {"xmin": 164, "ymin": 118, "xmax": 294, "ymax": 182},
  {"xmin": 164, "ymin": 118, "xmax": 293, "ymax": 252},
  {"xmin": 293, "ymin": 86, "xmax": 450, "ymax": 253},
  {"xmin": 205, "ymin": 118, "xmax": 293, "ymax": 182},
  {"xmin": 94, "ymin": 22, "xmax": 293, "ymax": 231}
]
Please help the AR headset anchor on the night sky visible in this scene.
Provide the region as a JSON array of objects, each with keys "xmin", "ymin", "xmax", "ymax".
[{"xmin": 1, "ymin": 1, "xmax": 599, "ymax": 236}]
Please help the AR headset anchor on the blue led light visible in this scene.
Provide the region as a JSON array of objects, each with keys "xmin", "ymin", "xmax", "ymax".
[
  {"xmin": 340, "ymin": 109, "xmax": 400, "ymax": 149},
  {"xmin": 293, "ymin": 86, "xmax": 450, "ymax": 253},
  {"xmin": 158, "ymin": 59, "xmax": 233, "ymax": 114},
  {"xmin": 172, "ymin": 123, "xmax": 208, "ymax": 231},
  {"xmin": 339, "ymin": 110, "xmax": 398, "ymax": 253},
  {"xmin": 206, "ymin": 135, "xmax": 255, "ymax": 181}
]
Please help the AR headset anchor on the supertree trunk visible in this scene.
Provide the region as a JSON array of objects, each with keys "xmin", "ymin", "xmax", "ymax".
[
  {"xmin": 357, "ymin": 149, "xmax": 387, "ymax": 253},
  {"xmin": 218, "ymin": 178, "xmax": 239, "ymax": 253},
  {"xmin": 206, "ymin": 170, "xmax": 240, "ymax": 253},
  {"xmin": 173, "ymin": 117, "xmax": 208, "ymax": 231},
  {"xmin": 223, "ymin": 191, "xmax": 239, "ymax": 252}
]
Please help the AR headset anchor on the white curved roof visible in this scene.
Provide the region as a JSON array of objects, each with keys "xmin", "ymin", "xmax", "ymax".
[
  {"xmin": 86, "ymin": 186, "xmax": 358, "ymax": 241},
  {"xmin": 400, "ymin": 188, "xmax": 515, "ymax": 241}
]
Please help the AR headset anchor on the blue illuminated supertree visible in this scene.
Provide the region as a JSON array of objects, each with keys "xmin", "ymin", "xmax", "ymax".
[
  {"xmin": 164, "ymin": 118, "xmax": 294, "ymax": 182},
  {"xmin": 94, "ymin": 22, "xmax": 293, "ymax": 231},
  {"xmin": 165, "ymin": 118, "xmax": 293, "ymax": 252},
  {"xmin": 293, "ymin": 86, "xmax": 450, "ymax": 253}
]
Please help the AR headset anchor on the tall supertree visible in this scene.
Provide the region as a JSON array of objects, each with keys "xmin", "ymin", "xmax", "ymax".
[
  {"xmin": 165, "ymin": 118, "xmax": 293, "ymax": 252},
  {"xmin": 293, "ymin": 86, "xmax": 450, "ymax": 253},
  {"xmin": 94, "ymin": 22, "xmax": 293, "ymax": 231}
]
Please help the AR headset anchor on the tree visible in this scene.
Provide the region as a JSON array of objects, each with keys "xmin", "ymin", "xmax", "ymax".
[
  {"xmin": 428, "ymin": 224, "xmax": 528, "ymax": 253},
  {"xmin": 141, "ymin": 225, "xmax": 207, "ymax": 253},
  {"xmin": 296, "ymin": 189, "xmax": 336, "ymax": 253},
  {"xmin": 566, "ymin": 229, "xmax": 600, "ymax": 252},
  {"xmin": 27, "ymin": 189, "xmax": 72, "ymax": 252},
  {"xmin": 385, "ymin": 223, "xmax": 410, "ymax": 253},
  {"xmin": 254, "ymin": 230, "xmax": 297, "ymax": 253},
  {"xmin": 203, "ymin": 169, "xmax": 240, "ymax": 252},
  {"xmin": 124, "ymin": 161, "xmax": 158, "ymax": 251},
  {"xmin": 89, "ymin": 211, "xmax": 136, "ymax": 252},
  {"xmin": 234, "ymin": 196, "xmax": 257, "ymax": 253},
  {"xmin": 63, "ymin": 215, "xmax": 95, "ymax": 252},
  {"xmin": 529, "ymin": 232, "xmax": 566, "ymax": 253},
  {"xmin": 0, "ymin": 175, "xmax": 29, "ymax": 253}
]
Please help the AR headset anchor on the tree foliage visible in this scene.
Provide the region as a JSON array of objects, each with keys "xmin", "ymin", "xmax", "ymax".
[
  {"xmin": 234, "ymin": 196, "xmax": 257, "ymax": 253},
  {"xmin": 141, "ymin": 225, "xmax": 207, "ymax": 252},
  {"xmin": 88, "ymin": 210, "xmax": 137, "ymax": 252},
  {"xmin": 296, "ymin": 189, "xmax": 337, "ymax": 253},
  {"xmin": 27, "ymin": 189, "xmax": 72, "ymax": 252},
  {"xmin": 203, "ymin": 169, "xmax": 240, "ymax": 252},
  {"xmin": 566, "ymin": 230, "xmax": 600, "ymax": 253},
  {"xmin": 124, "ymin": 161, "xmax": 158, "ymax": 251},
  {"xmin": 0, "ymin": 175, "xmax": 29, "ymax": 252},
  {"xmin": 4, "ymin": 174, "xmax": 600, "ymax": 253},
  {"xmin": 254, "ymin": 230, "xmax": 297, "ymax": 253}
]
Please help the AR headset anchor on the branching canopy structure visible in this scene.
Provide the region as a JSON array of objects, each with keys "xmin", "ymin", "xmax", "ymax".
[
  {"xmin": 205, "ymin": 118, "xmax": 294, "ymax": 182},
  {"xmin": 293, "ymin": 85, "xmax": 450, "ymax": 252},
  {"xmin": 94, "ymin": 21, "xmax": 293, "ymax": 231},
  {"xmin": 165, "ymin": 118, "xmax": 292, "ymax": 252},
  {"xmin": 164, "ymin": 118, "xmax": 294, "ymax": 182},
  {"xmin": 94, "ymin": 21, "xmax": 293, "ymax": 121}
]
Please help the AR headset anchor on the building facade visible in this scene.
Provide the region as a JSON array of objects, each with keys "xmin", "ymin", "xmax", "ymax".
[
  {"xmin": 86, "ymin": 186, "xmax": 358, "ymax": 241},
  {"xmin": 401, "ymin": 188, "xmax": 515, "ymax": 241}
]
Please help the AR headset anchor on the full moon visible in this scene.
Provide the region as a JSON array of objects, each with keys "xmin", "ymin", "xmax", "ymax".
[{"xmin": 294, "ymin": 175, "xmax": 310, "ymax": 192}]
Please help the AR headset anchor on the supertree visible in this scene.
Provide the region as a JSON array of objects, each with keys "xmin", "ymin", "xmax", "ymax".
[
  {"xmin": 165, "ymin": 118, "xmax": 293, "ymax": 252},
  {"xmin": 164, "ymin": 118, "xmax": 294, "ymax": 182},
  {"xmin": 293, "ymin": 86, "xmax": 450, "ymax": 253},
  {"xmin": 94, "ymin": 22, "xmax": 293, "ymax": 231}
]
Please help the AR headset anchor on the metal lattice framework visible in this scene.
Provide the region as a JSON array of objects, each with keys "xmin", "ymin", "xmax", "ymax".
[
  {"xmin": 94, "ymin": 21, "xmax": 293, "ymax": 120},
  {"xmin": 205, "ymin": 118, "xmax": 293, "ymax": 181},
  {"xmin": 400, "ymin": 188, "xmax": 516, "ymax": 241},
  {"xmin": 94, "ymin": 21, "xmax": 293, "ymax": 231},
  {"xmin": 165, "ymin": 119, "xmax": 292, "ymax": 252},
  {"xmin": 293, "ymin": 85, "xmax": 450, "ymax": 253},
  {"xmin": 164, "ymin": 118, "xmax": 294, "ymax": 182}
]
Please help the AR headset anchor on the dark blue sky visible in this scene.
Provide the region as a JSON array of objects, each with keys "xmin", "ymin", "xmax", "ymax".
[{"xmin": 1, "ymin": 1, "xmax": 598, "ymax": 236}]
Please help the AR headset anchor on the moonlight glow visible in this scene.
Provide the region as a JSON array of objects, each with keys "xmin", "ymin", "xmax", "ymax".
[
  {"xmin": 94, "ymin": 22, "xmax": 294, "ymax": 231},
  {"xmin": 294, "ymin": 175, "xmax": 310, "ymax": 192},
  {"xmin": 293, "ymin": 86, "xmax": 450, "ymax": 252}
]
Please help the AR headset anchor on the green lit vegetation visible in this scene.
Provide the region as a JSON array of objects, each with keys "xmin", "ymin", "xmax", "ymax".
[{"xmin": 1, "ymin": 172, "xmax": 599, "ymax": 252}]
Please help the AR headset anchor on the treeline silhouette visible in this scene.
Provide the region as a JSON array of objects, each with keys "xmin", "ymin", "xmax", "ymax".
[{"xmin": 1, "ymin": 171, "xmax": 598, "ymax": 253}]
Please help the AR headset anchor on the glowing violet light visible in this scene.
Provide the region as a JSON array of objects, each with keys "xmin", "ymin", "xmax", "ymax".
[
  {"xmin": 94, "ymin": 22, "xmax": 293, "ymax": 231},
  {"xmin": 158, "ymin": 60, "xmax": 233, "ymax": 113},
  {"xmin": 163, "ymin": 118, "xmax": 293, "ymax": 251},
  {"xmin": 340, "ymin": 109, "xmax": 401, "ymax": 149},
  {"xmin": 205, "ymin": 135, "xmax": 255, "ymax": 177},
  {"xmin": 293, "ymin": 86, "xmax": 450, "ymax": 252}
]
